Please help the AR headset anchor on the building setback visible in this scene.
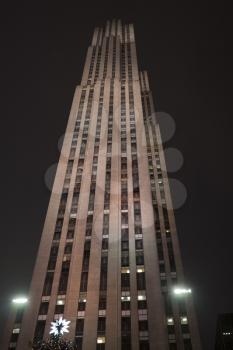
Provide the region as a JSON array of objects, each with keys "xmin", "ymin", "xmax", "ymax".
[{"xmin": 3, "ymin": 20, "xmax": 202, "ymax": 350}]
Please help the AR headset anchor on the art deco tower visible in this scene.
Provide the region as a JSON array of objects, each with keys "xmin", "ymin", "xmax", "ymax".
[{"xmin": 4, "ymin": 20, "xmax": 202, "ymax": 350}]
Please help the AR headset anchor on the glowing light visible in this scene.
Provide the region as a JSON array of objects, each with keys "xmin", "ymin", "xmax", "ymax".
[
  {"xmin": 50, "ymin": 317, "xmax": 70, "ymax": 335},
  {"xmin": 12, "ymin": 328, "xmax": 20, "ymax": 334},
  {"xmin": 97, "ymin": 337, "xmax": 105, "ymax": 344},
  {"xmin": 137, "ymin": 268, "xmax": 144, "ymax": 273},
  {"xmin": 12, "ymin": 297, "xmax": 28, "ymax": 304},
  {"xmin": 173, "ymin": 288, "xmax": 192, "ymax": 295},
  {"xmin": 167, "ymin": 318, "xmax": 174, "ymax": 324}
]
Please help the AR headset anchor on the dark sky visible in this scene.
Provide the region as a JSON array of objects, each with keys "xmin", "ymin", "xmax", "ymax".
[{"xmin": 1, "ymin": 1, "xmax": 233, "ymax": 349}]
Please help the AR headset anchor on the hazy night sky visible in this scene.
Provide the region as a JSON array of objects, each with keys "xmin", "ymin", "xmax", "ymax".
[{"xmin": 1, "ymin": 1, "xmax": 233, "ymax": 349}]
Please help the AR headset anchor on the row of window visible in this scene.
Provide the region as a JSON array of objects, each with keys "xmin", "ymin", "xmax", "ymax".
[{"xmin": 141, "ymin": 89, "xmax": 192, "ymax": 350}]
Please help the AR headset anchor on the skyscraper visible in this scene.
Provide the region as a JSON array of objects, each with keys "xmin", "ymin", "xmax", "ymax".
[{"xmin": 3, "ymin": 20, "xmax": 202, "ymax": 350}]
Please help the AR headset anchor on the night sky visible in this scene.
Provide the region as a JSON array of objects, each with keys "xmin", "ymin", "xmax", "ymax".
[{"xmin": 1, "ymin": 1, "xmax": 233, "ymax": 349}]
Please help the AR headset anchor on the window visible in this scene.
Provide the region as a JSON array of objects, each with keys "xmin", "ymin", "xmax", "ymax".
[
  {"xmin": 136, "ymin": 251, "xmax": 144, "ymax": 265},
  {"xmin": 76, "ymin": 319, "xmax": 84, "ymax": 336},
  {"xmin": 97, "ymin": 317, "xmax": 106, "ymax": 334},
  {"xmin": 121, "ymin": 317, "xmax": 131, "ymax": 333},
  {"xmin": 102, "ymin": 238, "xmax": 108, "ymax": 250},
  {"xmin": 121, "ymin": 241, "xmax": 129, "ymax": 251},
  {"xmin": 138, "ymin": 300, "xmax": 147, "ymax": 309},
  {"xmin": 183, "ymin": 339, "xmax": 192, "ymax": 350},
  {"xmin": 34, "ymin": 321, "xmax": 46, "ymax": 342},
  {"xmin": 58, "ymin": 269, "xmax": 69, "ymax": 294},
  {"xmin": 135, "ymin": 239, "xmax": 143, "ymax": 250},
  {"xmin": 121, "ymin": 301, "xmax": 130, "ymax": 310},
  {"xmin": 99, "ymin": 296, "xmax": 107, "ymax": 310},
  {"xmin": 121, "ymin": 273, "xmax": 130, "ymax": 290},
  {"xmin": 80, "ymin": 272, "xmax": 88, "ymax": 292},
  {"xmin": 65, "ymin": 243, "xmax": 72, "ymax": 254},
  {"xmin": 55, "ymin": 304, "xmax": 64, "ymax": 314},
  {"xmin": 139, "ymin": 320, "xmax": 148, "ymax": 331},
  {"xmin": 39, "ymin": 302, "xmax": 49, "ymax": 315},
  {"xmin": 137, "ymin": 272, "xmax": 146, "ymax": 290},
  {"xmin": 100, "ymin": 271, "xmax": 107, "ymax": 291},
  {"xmin": 43, "ymin": 272, "xmax": 54, "ymax": 296},
  {"xmin": 121, "ymin": 252, "xmax": 129, "ymax": 267},
  {"xmin": 140, "ymin": 340, "xmax": 150, "ymax": 350}
]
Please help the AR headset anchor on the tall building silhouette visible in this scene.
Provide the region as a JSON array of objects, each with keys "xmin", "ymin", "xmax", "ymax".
[{"xmin": 3, "ymin": 20, "xmax": 202, "ymax": 350}]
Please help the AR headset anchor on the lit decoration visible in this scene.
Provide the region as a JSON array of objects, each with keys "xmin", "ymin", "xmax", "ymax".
[
  {"xmin": 50, "ymin": 317, "xmax": 70, "ymax": 336},
  {"xmin": 32, "ymin": 336, "xmax": 77, "ymax": 350}
]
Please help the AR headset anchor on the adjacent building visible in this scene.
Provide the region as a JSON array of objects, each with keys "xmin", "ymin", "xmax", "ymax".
[
  {"xmin": 215, "ymin": 313, "xmax": 233, "ymax": 350},
  {"xmin": 2, "ymin": 20, "xmax": 202, "ymax": 350}
]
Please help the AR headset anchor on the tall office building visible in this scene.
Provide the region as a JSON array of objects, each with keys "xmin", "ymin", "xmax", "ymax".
[
  {"xmin": 3, "ymin": 20, "xmax": 202, "ymax": 350},
  {"xmin": 215, "ymin": 313, "xmax": 233, "ymax": 350}
]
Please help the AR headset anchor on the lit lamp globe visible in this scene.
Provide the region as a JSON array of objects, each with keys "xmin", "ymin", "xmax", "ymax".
[
  {"xmin": 173, "ymin": 287, "xmax": 192, "ymax": 296},
  {"xmin": 12, "ymin": 297, "xmax": 28, "ymax": 305}
]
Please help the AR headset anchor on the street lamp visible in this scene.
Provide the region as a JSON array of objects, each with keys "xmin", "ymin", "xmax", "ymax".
[
  {"xmin": 173, "ymin": 287, "xmax": 192, "ymax": 296},
  {"xmin": 12, "ymin": 297, "xmax": 28, "ymax": 304}
]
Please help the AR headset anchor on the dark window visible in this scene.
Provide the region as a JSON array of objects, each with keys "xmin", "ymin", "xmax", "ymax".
[
  {"xmin": 99, "ymin": 296, "xmax": 107, "ymax": 310},
  {"xmin": 97, "ymin": 317, "xmax": 106, "ymax": 334},
  {"xmin": 138, "ymin": 300, "xmax": 147, "ymax": 309},
  {"xmin": 157, "ymin": 242, "xmax": 164, "ymax": 261},
  {"xmin": 100, "ymin": 271, "xmax": 107, "ymax": 291},
  {"xmin": 65, "ymin": 243, "xmax": 72, "ymax": 254},
  {"xmin": 53, "ymin": 231, "xmax": 61, "ymax": 240},
  {"xmin": 121, "ymin": 273, "xmax": 130, "ymax": 290},
  {"xmin": 140, "ymin": 340, "xmax": 150, "ymax": 350},
  {"xmin": 139, "ymin": 320, "xmax": 148, "ymax": 331},
  {"xmin": 58, "ymin": 260, "xmax": 70, "ymax": 293},
  {"xmin": 121, "ymin": 317, "xmax": 131, "ymax": 333},
  {"xmin": 168, "ymin": 325, "xmax": 175, "ymax": 334},
  {"xmin": 55, "ymin": 304, "xmax": 64, "ymax": 314},
  {"xmin": 181, "ymin": 324, "xmax": 190, "ymax": 333},
  {"xmin": 78, "ymin": 301, "xmax": 86, "ymax": 311},
  {"xmin": 121, "ymin": 229, "xmax": 129, "ymax": 240},
  {"xmin": 121, "ymin": 252, "xmax": 129, "ymax": 267},
  {"xmin": 136, "ymin": 251, "xmax": 144, "ymax": 265},
  {"xmin": 102, "ymin": 239, "xmax": 108, "ymax": 250},
  {"xmin": 75, "ymin": 319, "xmax": 84, "ymax": 336},
  {"xmin": 82, "ymin": 251, "xmax": 90, "ymax": 271},
  {"xmin": 10, "ymin": 332, "xmax": 19, "ymax": 343},
  {"xmin": 15, "ymin": 307, "xmax": 24, "ymax": 323},
  {"xmin": 67, "ymin": 229, "xmax": 74, "ymax": 239},
  {"xmin": 121, "ymin": 241, "xmax": 129, "ymax": 251},
  {"xmin": 135, "ymin": 239, "xmax": 143, "ymax": 250},
  {"xmin": 34, "ymin": 321, "xmax": 46, "ymax": 342},
  {"xmin": 164, "ymin": 295, "xmax": 173, "ymax": 315},
  {"xmin": 121, "ymin": 301, "xmax": 130, "ymax": 310},
  {"xmin": 43, "ymin": 272, "xmax": 54, "ymax": 296},
  {"xmin": 169, "ymin": 344, "xmax": 177, "ymax": 350},
  {"xmin": 39, "ymin": 302, "xmax": 49, "ymax": 315},
  {"xmin": 80, "ymin": 272, "xmax": 88, "ymax": 292},
  {"xmin": 137, "ymin": 273, "xmax": 146, "ymax": 290},
  {"xmin": 183, "ymin": 339, "xmax": 192, "ymax": 350}
]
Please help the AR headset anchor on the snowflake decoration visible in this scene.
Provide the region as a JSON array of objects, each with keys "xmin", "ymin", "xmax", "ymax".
[{"xmin": 50, "ymin": 317, "xmax": 70, "ymax": 336}]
